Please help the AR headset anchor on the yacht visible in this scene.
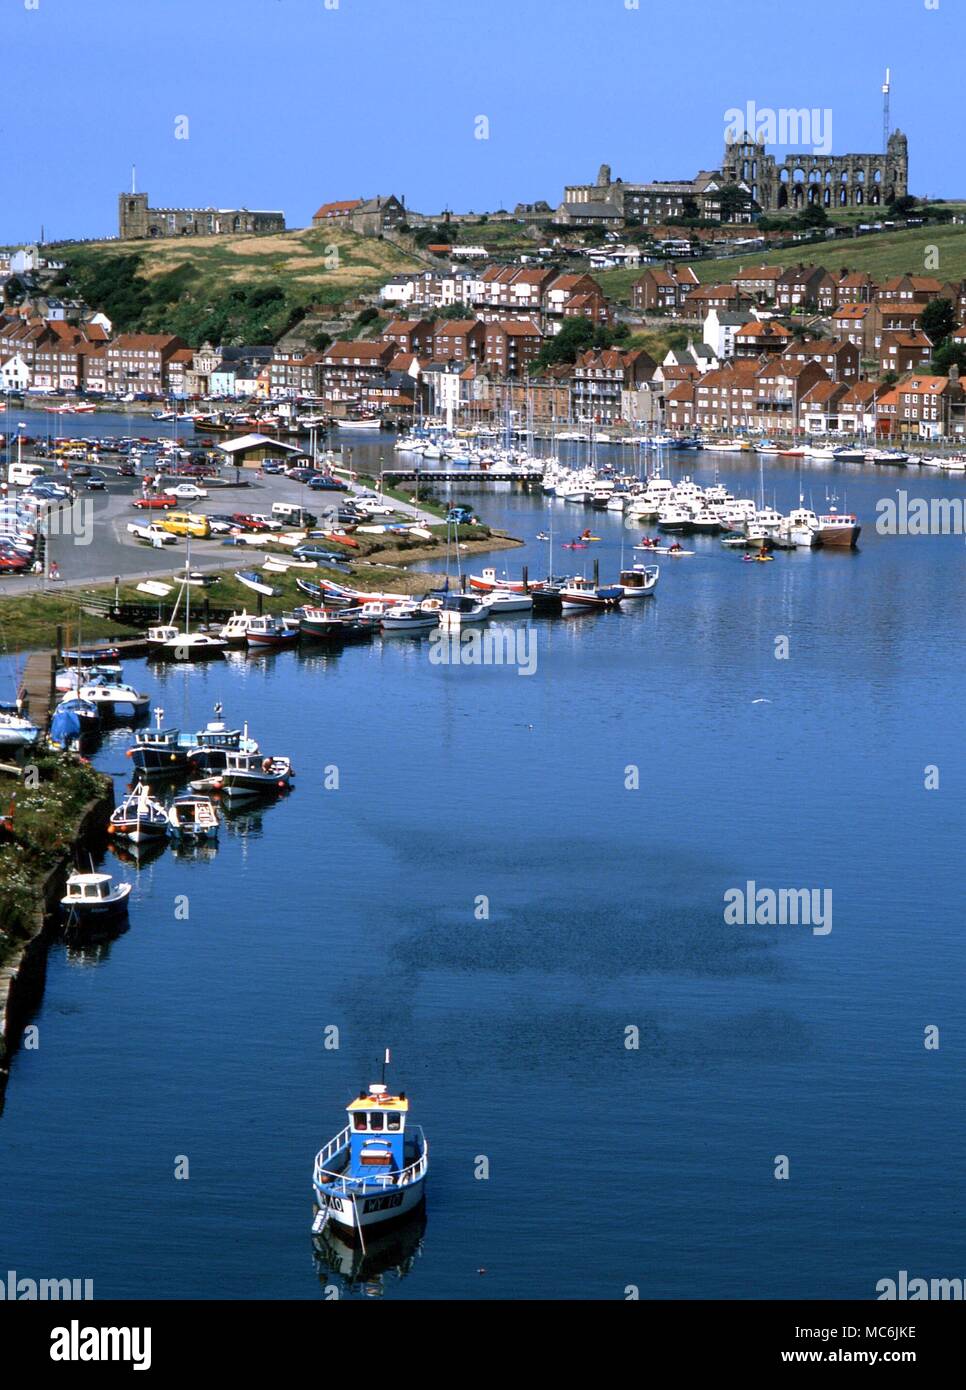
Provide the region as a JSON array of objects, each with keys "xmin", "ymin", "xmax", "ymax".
[{"xmin": 656, "ymin": 504, "xmax": 693, "ymax": 534}]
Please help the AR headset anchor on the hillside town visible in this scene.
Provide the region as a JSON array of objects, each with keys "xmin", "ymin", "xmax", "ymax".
[{"xmin": 3, "ymin": 247, "xmax": 966, "ymax": 442}]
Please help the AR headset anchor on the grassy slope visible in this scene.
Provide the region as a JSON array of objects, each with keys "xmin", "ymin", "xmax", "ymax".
[
  {"xmin": 597, "ymin": 224, "xmax": 966, "ymax": 304},
  {"xmin": 56, "ymin": 226, "xmax": 423, "ymax": 332}
]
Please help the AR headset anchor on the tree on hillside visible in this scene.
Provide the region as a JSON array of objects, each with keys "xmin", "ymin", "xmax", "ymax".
[
  {"xmin": 531, "ymin": 317, "xmax": 596, "ymax": 371},
  {"xmin": 718, "ymin": 184, "xmax": 759, "ymax": 221},
  {"xmin": 922, "ymin": 298, "xmax": 957, "ymax": 348},
  {"xmin": 932, "ymin": 340, "xmax": 966, "ymax": 375}
]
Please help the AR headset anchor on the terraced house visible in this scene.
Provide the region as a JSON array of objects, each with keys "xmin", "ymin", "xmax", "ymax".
[
  {"xmin": 104, "ymin": 333, "xmax": 187, "ymax": 394},
  {"xmin": 572, "ymin": 347, "xmax": 656, "ymax": 423}
]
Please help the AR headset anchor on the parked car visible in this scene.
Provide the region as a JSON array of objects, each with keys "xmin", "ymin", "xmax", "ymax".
[
  {"xmin": 85, "ymin": 476, "xmax": 106, "ymax": 491},
  {"xmin": 447, "ymin": 506, "xmax": 475, "ymax": 524},
  {"xmin": 285, "ymin": 466, "xmax": 314, "ymax": 482},
  {"xmin": 308, "ymin": 475, "xmax": 347, "ymax": 491},
  {"xmin": 116, "ymin": 462, "xmax": 136, "ymax": 477},
  {"xmin": 170, "ymin": 483, "xmax": 209, "ymax": 500},
  {"xmin": 132, "ymin": 495, "xmax": 178, "ymax": 510},
  {"xmin": 230, "ymin": 513, "xmax": 269, "ymax": 532},
  {"xmin": 202, "ymin": 516, "xmax": 235, "ymax": 535},
  {"xmin": 261, "ymin": 460, "xmax": 285, "ymax": 475},
  {"xmin": 292, "ymin": 544, "xmax": 350, "ymax": 564}
]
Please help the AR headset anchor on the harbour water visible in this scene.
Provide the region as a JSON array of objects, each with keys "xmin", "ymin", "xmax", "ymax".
[{"xmin": 1, "ymin": 439, "xmax": 965, "ymax": 1299}]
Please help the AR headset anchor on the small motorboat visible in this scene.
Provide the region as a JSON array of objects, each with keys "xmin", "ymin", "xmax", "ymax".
[
  {"xmin": 0, "ymin": 711, "xmax": 41, "ymax": 749},
  {"xmin": 245, "ymin": 615, "xmax": 299, "ymax": 649},
  {"xmin": 56, "ymin": 661, "xmax": 123, "ymax": 692},
  {"xmin": 379, "ymin": 601, "xmax": 441, "ymax": 633},
  {"xmin": 235, "ymin": 570, "xmax": 280, "ymax": 597},
  {"xmin": 108, "ymin": 785, "xmax": 169, "ymax": 843},
  {"xmin": 432, "ymin": 592, "xmax": 490, "ymax": 630},
  {"xmin": 479, "ymin": 590, "xmax": 534, "ymax": 615},
  {"xmin": 77, "ymin": 681, "xmax": 151, "ymax": 719},
  {"xmin": 153, "ymin": 630, "xmax": 227, "ymax": 661},
  {"xmin": 60, "ymin": 869, "xmax": 132, "ymax": 924},
  {"xmin": 559, "ymin": 577, "xmax": 624, "ymax": 610},
  {"xmin": 618, "ymin": 565, "xmax": 660, "ymax": 597},
  {"xmin": 312, "ymin": 1053, "xmax": 428, "ymax": 1242},
  {"xmin": 167, "ymin": 794, "xmax": 220, "ymax": 840},
  {"xmin": 216, "ymin": 751, "xmax": 294, "ymax": 799}
]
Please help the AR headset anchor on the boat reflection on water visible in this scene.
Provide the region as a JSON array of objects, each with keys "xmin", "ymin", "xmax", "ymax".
[
  {"xmin": 170, "ymin": 838, "xmax": 219, "ymax": 864},
  {"xmin": 106, "ymin": 837, "xmax": 168, "ymax": 870},
  {"xmin": 312, "ymin": 1208, "xmax": 427, "ymax": 1298},
  {"xmin": 63, "ymin": 920, "xmax": 130, "ymax": 967}
]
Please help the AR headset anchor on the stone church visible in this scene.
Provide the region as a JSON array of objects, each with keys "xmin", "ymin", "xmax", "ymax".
[{"xmin": 118, "ymin": 193, "xmax": 285, "ymax": 240}]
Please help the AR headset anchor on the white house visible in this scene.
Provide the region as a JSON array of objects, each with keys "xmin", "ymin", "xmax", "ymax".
[
  {"xmin": 703, "ymin": 308, "xmax": 752, "ymax": 361},
  {"xmin": 0, "ymin": 354, "xmax": 31, "ymax": 391}
]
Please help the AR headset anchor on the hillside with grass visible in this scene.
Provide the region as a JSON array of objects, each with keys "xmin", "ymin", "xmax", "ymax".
[
  {"xmin": 598, "ymin": 222, "xmax": 966, "ymax": 304},
  {"xmin": 52, "ymin": 227, "xmax": 423, "ymax": 344}
]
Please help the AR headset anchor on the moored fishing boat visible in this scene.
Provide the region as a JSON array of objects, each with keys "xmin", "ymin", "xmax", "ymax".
[
  {"xmin": 618, "ymin": 564, "xmax": 660, "ymax": 597},
  {"xmin": 245, "ymin": 615, "xmax": 299, "ymax": 649},
  {"xmin": 108, "ymin": 785, "xmax": 169, "ymax": 843},
  {"xmin": 312, "ymin": 1054, "xmax": 428, "ymax": 1242},
  {"xmin": 127, "ymin": 707, "xmax": 190, "ymax": 777},
  {"xmin": 816, "ymin": 508, "xmax": 861, "ymax": 547},
  {"xmin": 60, "ymin": 870, "xmax": 132, "ymax": 924},
  {"xmin": 215, "ymin": 750, "xmax": 294, "ymax": 798},
  {"xmin": 559, "ymin": 576, "xmax": 624, "ymax": 610}
]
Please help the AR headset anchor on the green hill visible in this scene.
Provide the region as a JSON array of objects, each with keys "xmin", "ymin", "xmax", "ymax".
[
  {"xmin": 598, "ymin": 222, "xmax": 966, "ymax": 304},
  {"xmin": 52, "ymin": 227, "xmax": 422, "ymax": 344}
]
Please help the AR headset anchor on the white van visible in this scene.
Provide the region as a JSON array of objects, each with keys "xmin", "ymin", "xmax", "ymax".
[
  {"xmin": 271, "ymin": 502, "xmax": 316, "ymax": 527},
  {"xmin": 7, "ymin": 462, "xmax": 45, "ymax": 488}
]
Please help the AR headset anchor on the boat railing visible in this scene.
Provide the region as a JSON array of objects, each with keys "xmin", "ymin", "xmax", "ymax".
[{"xmin": 313, "ymin": 1128, "xmax": 429, "ymax": 1194}]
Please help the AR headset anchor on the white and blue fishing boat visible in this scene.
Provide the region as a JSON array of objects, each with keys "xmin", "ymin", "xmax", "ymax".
[
  {"xmin": 129, "ymin": 707, "xmax": 191, "ymax": 778},
  {"xmin": 312, "ymin": 1053, "xmax": 428, "ymax": 1243}
]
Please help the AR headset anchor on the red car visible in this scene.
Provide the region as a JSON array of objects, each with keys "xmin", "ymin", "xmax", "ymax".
[
  {"xmin": 0, "ymin": 550, "xmax": 28, "ymax": 574},
  {"xmin": 132, "ymin": 495, "xmax": 178, "ymax": 510},
  {"xmin": 230, "ymin": 513, "xmax": 269, "ymax": 531}
]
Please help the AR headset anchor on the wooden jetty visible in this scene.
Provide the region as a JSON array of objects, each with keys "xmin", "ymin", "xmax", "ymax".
[{"xmin": 18, "ymin": 653, "xmax": 56, "ymax": 729}]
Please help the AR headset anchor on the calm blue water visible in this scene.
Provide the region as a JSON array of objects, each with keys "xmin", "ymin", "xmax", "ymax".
[{"xmin": 1, "ymin": 438, "xmax": 965, "ymax": 1300}]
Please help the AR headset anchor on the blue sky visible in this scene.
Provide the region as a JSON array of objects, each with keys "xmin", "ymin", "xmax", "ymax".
[{"xmin": 0, "ymin": 0, "xmax": 960, "ymax": 244}]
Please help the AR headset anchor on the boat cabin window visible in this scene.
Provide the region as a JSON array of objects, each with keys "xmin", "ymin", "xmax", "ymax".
[
  {"xmin": 84, "ymin": 883, "xmax": 103, "ymax": 898},
  {"xmin": 386, "ymin": 1112, "xmax": 401, "ymax": 1131}
]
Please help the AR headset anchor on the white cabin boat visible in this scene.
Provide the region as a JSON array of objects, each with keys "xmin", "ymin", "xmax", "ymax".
[
  {"xmin": 60, "ymin": 870, "xmax": 131, "ymax": 923},
  {"xmin": 313, "ymin": 1063, "xmax": 428, "ymax": 1242}
]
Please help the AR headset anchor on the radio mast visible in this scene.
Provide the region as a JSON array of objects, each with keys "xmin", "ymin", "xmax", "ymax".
[{"xmin": 881, "ymin": 68, "xmax": 891, "ymax": 153}]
